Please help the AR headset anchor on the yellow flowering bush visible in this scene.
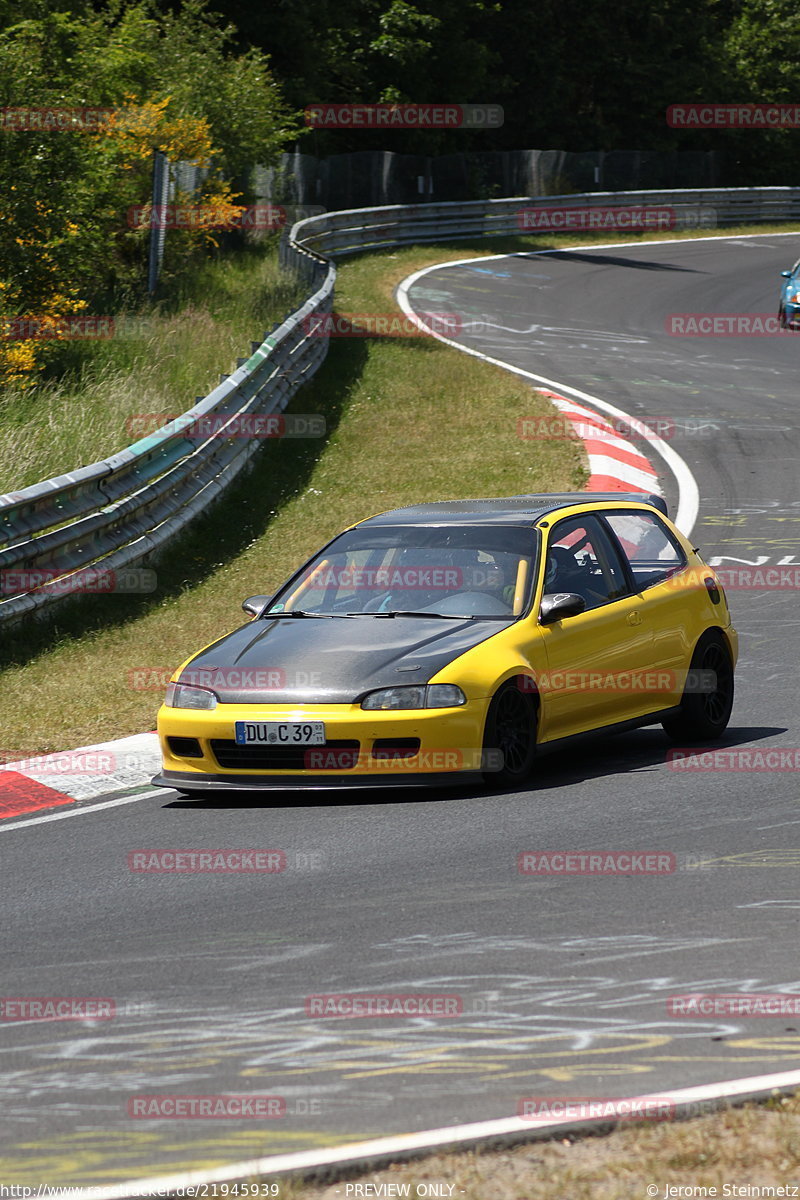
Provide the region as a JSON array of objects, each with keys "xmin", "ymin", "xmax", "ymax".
[{"xmin": 0, "ymin": 1, "xmax": 299, "ymax": 389}]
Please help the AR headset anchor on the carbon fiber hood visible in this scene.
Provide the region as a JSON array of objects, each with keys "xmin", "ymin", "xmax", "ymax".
[{"xmin": 178, "ymin": 614, "xmax": 512, "ymax": 703}]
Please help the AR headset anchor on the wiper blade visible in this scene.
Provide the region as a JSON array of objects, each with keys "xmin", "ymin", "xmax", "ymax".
[
  {"xmin": 348, "ymin": 610, "xmax": 476, "ymax": 619},
  {"xmin": 265, "ymin": 610, "xmax": 350, "ymax": 619}
]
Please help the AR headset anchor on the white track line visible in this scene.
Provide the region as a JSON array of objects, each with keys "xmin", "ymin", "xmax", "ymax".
[
  {"xmin": 53, "ymin": 1068, "xmax": 800, "ymax": 1200},
  {"xmin": 394, "ymin": 232, "xmax": 799, "ymax": 536},
  {"xmin": 0, "ymin": 789, "xmax": 164, "ymax": 832}
]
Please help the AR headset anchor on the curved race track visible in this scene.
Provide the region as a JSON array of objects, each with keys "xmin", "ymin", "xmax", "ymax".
[{"xmin": 2, "ymin": 233, "xmax": 800, "ymax": 1189}]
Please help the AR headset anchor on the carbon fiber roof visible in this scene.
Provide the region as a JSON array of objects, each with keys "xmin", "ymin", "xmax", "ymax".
[{"xmin": 359, "ymin": 492, "xmax": 667, "ymax": 527}]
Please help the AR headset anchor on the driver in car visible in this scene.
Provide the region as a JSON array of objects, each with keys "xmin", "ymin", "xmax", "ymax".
[{"xmin": 461, "ymin": 551, "xmax": 516, "ymax": 611}]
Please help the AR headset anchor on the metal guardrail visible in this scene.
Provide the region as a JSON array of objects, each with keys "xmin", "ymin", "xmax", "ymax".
[
  {"xmin": 3, "ymin": 186, "xmax": 799, "ymax": 626},
  {"xmin": 290, "ymin": 187, "xmax": 800, "ymax": 257}
]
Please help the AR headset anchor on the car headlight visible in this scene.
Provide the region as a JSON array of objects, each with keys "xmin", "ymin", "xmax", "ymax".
[
  {"xmin": 165, "ymin": 682, "xmax": 218, "ymax": 710},
  {"xmin": 360, "ymin": 684, "xmax": 466, "ymax": 710}
]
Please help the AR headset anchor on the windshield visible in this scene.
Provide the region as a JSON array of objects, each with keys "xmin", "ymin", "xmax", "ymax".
[{"xmin": 265, "ymin": 524, "xmax": 539, "ymax": 619}]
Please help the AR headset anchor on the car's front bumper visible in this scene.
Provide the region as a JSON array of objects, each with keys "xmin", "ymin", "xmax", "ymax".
[
  {"xmin": 783, "ymin": 302, "xmax": 800, "ymax": 327},
  {"xmin": 152, "ymin": 768, "xmax": 487, "ymax": 792},
  {"xmin": 154, "ymin": 697, "xmax": 491, "ymax": 789}
]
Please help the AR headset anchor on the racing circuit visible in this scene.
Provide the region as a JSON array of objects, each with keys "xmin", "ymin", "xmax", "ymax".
[{"xmin": 2, "ymin": 232, "xmax": 800, "ymax": 1190}]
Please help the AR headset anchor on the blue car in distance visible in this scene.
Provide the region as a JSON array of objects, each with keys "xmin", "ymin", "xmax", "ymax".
[{"xmin": 779, "ymin": 258, "xmax": 800, "ymax": 329}]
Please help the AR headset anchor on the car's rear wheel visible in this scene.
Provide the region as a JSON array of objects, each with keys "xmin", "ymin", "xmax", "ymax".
[
  {"xmin": 482, "ymin": 680, "xmax": 537, "ymax": 785},
  {"xmin": 662, "ymin": 630, "xmax": 734, "ymax": 742}
]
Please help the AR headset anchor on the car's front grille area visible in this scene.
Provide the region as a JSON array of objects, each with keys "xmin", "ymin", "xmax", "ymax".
[{"xmin": 210, "ymin": 739, "xmax": 361, "ymax": 771}]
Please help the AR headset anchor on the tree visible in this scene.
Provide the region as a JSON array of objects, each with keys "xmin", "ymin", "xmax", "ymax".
[
  {"xmin": 218, "ymin": 0, "xmax": 502, "ymax": 154},
  {"xmin": 0, "ymin": 0, "xmax": 300, "ymax": 387},
  {"xmin": 722, "ymin": 0, "xmax": 800, "ymax": 182}
]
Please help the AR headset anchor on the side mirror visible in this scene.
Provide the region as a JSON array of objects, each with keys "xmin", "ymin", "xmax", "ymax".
[
  {"xmin": 242, "ymin": 594, "xmax": 273, "ymax": 618},
  {"xmin": 539, "ymin": 592, "xmax": 586, "ymax": 624},
  {"xmin": 781, "ymin": 270, "xmax": 792, "ymax": 277}
]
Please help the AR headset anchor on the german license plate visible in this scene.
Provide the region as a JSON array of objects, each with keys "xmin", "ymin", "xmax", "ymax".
[{"xmin": 235, "ymin": 721, "xmax": 326, "ymax": 746}]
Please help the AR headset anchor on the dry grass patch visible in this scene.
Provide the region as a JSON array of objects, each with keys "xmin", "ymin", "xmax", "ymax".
[{"xmin": 281, "ymin": 1093, "xmax": 800, "ymax": 1200}]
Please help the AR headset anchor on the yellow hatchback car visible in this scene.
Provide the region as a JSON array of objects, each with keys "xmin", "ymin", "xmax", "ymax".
[{"xmin": 152, "ymin": 492, "xmax": 737, "ymax": 794}]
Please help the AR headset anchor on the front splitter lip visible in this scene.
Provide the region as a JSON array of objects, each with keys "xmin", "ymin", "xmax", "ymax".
[{"xmin": 151, "ymin": 769, "xmax": 486, "ymax": 793}]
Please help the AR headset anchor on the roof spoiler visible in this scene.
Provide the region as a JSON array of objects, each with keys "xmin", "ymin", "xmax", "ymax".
[
  {"xmin": 513, "ymin": 491, "xmax": 669, "ymax": 518},
  {"xmin": 587, "ymin": 491, "xmax": 668, "ymax": 517}
]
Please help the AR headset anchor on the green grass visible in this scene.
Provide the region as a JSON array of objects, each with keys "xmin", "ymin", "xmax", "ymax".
[
  {"xmin": 2, "ymin": 221, "xmax": 798, "ymax": 758},
  {"xmin": 0, "ymin": 243, "xmax": 305, "ymax": 492}
]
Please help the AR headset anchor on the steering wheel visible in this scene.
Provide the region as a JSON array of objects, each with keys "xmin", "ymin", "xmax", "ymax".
[{"xmin": 362, "ymin": 590, "xmax": 393, "ymax": 612}]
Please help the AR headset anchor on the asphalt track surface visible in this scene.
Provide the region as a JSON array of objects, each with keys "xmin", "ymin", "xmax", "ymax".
[{"xmin": 3, "ymin": 234, "xmax": 800, "ymax": 1188}]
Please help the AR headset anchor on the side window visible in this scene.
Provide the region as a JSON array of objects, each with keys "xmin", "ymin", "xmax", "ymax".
[
  {"xmin": 604, "ymin": 512, "xmax": 686, "ymax": 590},
  {"xmin": 544, "ymin": 515, "xmax": 630, "ymax": 610}
]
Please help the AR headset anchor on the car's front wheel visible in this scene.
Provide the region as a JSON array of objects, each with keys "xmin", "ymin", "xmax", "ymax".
[
  {"xmin": 662, "ymin": 630, "xmax": 734, "ymax": 743},
  {"xmin": 482, "ymin": 680, "xmax": 538, "ymax": 786}
]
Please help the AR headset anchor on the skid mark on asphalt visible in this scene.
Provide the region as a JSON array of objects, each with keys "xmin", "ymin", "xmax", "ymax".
[{"xmin": 2, "ymin": 981, "xmax": 795, "ymax": 1108}]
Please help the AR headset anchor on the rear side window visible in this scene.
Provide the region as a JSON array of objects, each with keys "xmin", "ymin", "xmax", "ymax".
[{"xmin": 604, "ymin": 511, "xmax": 686, "ymax": 590}]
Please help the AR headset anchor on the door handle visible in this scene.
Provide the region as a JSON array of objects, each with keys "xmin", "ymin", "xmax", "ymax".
[{"xmin": 626, "ymin": 610, "xmax": 643, "ymax": 626}]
